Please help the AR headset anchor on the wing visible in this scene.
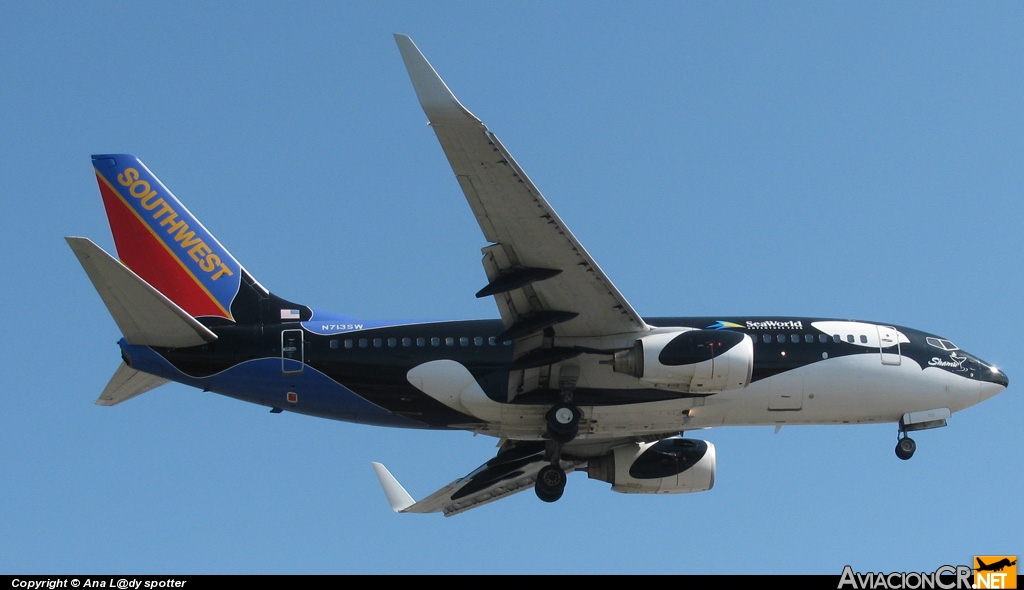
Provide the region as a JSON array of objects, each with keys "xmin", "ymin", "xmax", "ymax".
[
  {"xmin": 372, "ymin": 442, "xmax": 581, "ymax": 517},
  {"xmin": 395, "ymin": 35, "xmax": 649, "ymax": 353}
]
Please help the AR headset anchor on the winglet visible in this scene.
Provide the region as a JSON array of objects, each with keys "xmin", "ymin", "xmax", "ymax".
[
  {"xmin": 393, "ymin": 34, "xmax": 480, "ymax": 124},
  {"xmin": 371, "ymin": 462, "xmax": 416, "ymax": 513}
]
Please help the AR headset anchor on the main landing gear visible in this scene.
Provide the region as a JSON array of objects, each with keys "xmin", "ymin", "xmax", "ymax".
[
  {"xmin": 546, "ymin": 402, "xmax": 581, "ymax": 442},
  {"xmin": 535, "ymin": 464, "xmax": 568, "ymax": 503},
  {"xmin": 535, "ymin": 368, "xmax": 581, "ymax": 503}
]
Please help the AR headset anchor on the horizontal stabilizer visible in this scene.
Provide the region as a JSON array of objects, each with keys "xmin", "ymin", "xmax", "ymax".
[
  {"xmin": 97, "ymin": 362, "xmax": 169, "ymax": 406},
  {"xmin": 66, "ymin": 237, "xmax": 218, "ymax": 348}
]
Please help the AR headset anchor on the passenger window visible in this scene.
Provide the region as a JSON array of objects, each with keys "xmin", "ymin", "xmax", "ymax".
[
  {"xmin": 474, "ymin": 336, "xmax": 483, "ymax": 346},
  {"xmin": 488, "ymin": 337, "xmax": 497, "ymax": 346},
  {"xmin": 460, "ymin": 337, "xmax": 469, "ymax": 346},
  {"xmin": 445, "ymin": 337, "xmax": 455, "ymax": 346},
  {"xmin": 859, "ymin": 335, "xmax": 868, "ymax": 344},
  {"xmin": 819, "ymin": 334, "xmax": 828, "ymax": 343},
  {"xmin": 417, "ymin": 337, "xmax": 426, "ymax": 346},
  {"xmin": 330, "ymin": 339, "xmax": 338, "ymax": 349},
  {"xmin": 777, "ymin": 334, "xmax": 785, "ymax": 343},
  {"xmin": 762, "ymin": 334, "xmax": 771, "ymax": 343},
  {"xmin": 344, "ymin": 339, "xmax": 353, "ymax": 349},
  {"xmin": 833, "ymin": 334, "xmax": 841, "ymax": 343},
  {"xmin": 373, "ymin": 338, "xmax": 383, "ymax": 347},
  {"xmin": 431, "ymin": 337, "xmax": 440, "ymax": 346},
  {"xmin": 388, "ymin": 338, "xmax": 397, "ymax": 347},
  {"xmin": 846, "ymin": 335, "xmax": 855, "ymax": 343},
  {"xmin": 402, "ymin": 338, "xmax": 412, "ymax": 347},
  {"xmin": 805, "ymin": 334, "xmax": 814, "ymax": 343},
  {"xmin": 358, "ymin": 339, "xmax": 368, "ymax": 348},
  {"xmin": 790, "ymin": 334, "xmax": 799, "ymax": 343}
]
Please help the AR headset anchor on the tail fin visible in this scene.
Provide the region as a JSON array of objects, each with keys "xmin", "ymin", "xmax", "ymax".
[
  {"xmin": 89, "ymin": 154, "xmax": 309, "ymax": 325},
  {"xmin": 92, "ymin": 154, "xmax": 242, "ymax": 320},
  {"xmin": 71, "ymin": 155, "xmax": 313, "ymax": 406}
]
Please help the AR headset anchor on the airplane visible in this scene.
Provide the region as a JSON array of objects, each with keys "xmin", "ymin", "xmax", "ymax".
[
  {"xmin": 976, "ymin": 558, "xmax": 1016, "ymax": 572},
  {"xmin": 66, "ymin": 34, "xmax": 1009, "ymax": 516}
]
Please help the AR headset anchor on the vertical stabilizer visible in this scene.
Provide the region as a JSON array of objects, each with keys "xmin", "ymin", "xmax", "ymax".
[
  {"xmin": 92, "ymin": 154, "xmax": 243, "ymax": 321},
  {"xmin": 88, "ymin": 154, "xmax": 313, "ymax": 326}
]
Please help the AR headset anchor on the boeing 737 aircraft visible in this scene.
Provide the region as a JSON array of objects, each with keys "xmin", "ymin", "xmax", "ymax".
[{"xmin": 67, "ymin": 35, "xmax": 1008, "ymax": 516}]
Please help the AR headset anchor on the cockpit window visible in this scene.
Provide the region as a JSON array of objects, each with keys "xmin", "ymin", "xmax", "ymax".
[{"xmin": 926, "ymin": 337, "xmax": 959, "ymax": 351}]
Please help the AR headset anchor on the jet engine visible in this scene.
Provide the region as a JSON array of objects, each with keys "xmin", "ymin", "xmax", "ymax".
[
  {"xmin": 587, "ymin": 437, "xmax": 716, "ymax": 494},
  {"xmin": 611, "ymin": 329, "xmax": 753, "ymax": 393}
]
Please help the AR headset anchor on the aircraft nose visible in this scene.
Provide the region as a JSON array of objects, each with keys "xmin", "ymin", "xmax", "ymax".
[
  {"xmin": 985, "ymin": 367, "xmax": 1009, "ymax": 389},
  {"xmin": 977, "ymin": 364, "xmax": 1008, "ymax": 403}
]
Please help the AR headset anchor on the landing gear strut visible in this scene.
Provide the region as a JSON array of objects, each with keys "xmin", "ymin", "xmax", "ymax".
[{"xmin": 895, "ymin": 432, "xmax": 916, "ymax": 460}]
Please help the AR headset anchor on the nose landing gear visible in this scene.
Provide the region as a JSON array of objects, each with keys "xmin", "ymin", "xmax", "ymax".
[
  {"xmin": 893, "ymin": 408, "xmax": 950, "ymax": 460},
  {"xmin": 895, "ymin": 433, "xmax": 916, "ymax": 460}
]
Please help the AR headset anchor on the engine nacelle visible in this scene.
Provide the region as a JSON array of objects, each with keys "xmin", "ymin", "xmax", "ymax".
[
  {"xmin": 612, "ymin": 329, "xmax": 753, "ymax": 393},
  {"xmin": 588, "ymin": 437, "xmax": 716, "ymax": 494}
]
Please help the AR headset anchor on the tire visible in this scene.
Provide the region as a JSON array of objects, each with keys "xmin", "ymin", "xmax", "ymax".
[
  {"xmin": 546, "ymin": 403, "xmax": 581, "ymax": 440},
  {"xmin": 895, "ymin": 437, "xmax": 916, "ymax": 460},
  {"xmin": 535, "ymin": 464, "xmax": 567, "ymax": 503},
  {"xmin": 535, "ymin": 485, "xmax": 564, "ymax": 503}
]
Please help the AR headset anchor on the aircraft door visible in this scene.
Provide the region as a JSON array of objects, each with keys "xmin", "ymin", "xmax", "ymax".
[
  {"xmin": 877, "ymin": 325, "xmax": 901, "ymax": 366},
  {"xmin": 281, "ymin": 329, "xmax": 304, "ymax": 373}
]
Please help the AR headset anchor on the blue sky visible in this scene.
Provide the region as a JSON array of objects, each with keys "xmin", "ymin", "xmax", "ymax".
[{"xmin": 2, "ymin": 2, "xmax": 1021, "ymax": 574}]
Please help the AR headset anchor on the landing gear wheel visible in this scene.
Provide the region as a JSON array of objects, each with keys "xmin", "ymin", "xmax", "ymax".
[
  {"xmin": 895, "ymin": 436, "xmax": 916, "ymax": 460},
  {"xmin": 546, "ymin": 403, "xmax": 581, "ymax": 442},
  {"xmin": 535, "ymin": 464, "xmax": 567, "ymax": 503},
  {"xmin": 535, "ymin": 486, "xmax": 564, "ymax": 503}
]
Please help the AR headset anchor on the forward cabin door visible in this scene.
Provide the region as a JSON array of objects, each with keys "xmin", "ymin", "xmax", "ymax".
[{"xmin": 877, "ymin": 325, "xmax": 901, "ymax": 366}]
